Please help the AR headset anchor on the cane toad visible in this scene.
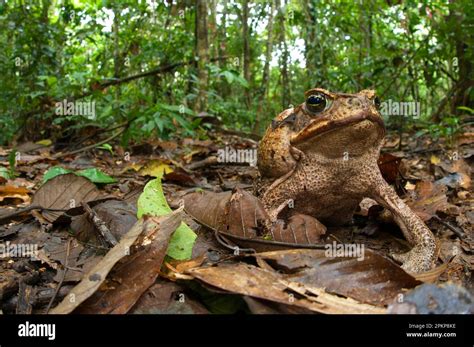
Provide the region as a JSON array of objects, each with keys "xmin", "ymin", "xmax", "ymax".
[{"xmin": 257, "ymin": 88, "xmax": 437, "ymax": 273}]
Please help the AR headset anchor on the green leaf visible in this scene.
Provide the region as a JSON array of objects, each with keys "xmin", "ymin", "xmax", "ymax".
[
  {"xmin": 8, "ymin": 150, "xmax": 17, "ymax": 177},
  {"xmin": 137, "ymin": 178, "xmax": 197, "ymax": 260},
  {"xmin": 233, "ymin": 74, "xmax": 249, "ymax": 88},
  {"xmin": 457, "ymin": 106, "xmax": 474, "ymax": 114},
  {"xmin": 28, "ymin": 91, "xmax": 47, "ymax": 99},
  {"xmin": 43, "ymin": 167, "xmax": 72, "ymax": 183},
  {"xmin": 76, "ymin": 168, "xmax": 116, "ymax": 184},
  {"xmin": 97, "ymin": 143, "xmax": 114, "ymax": 155},
  {"xmin": 221, "ymin": 70, "xmax": 234, "ymax": 84},
  {"xmin": 0, "ymin": 166, "xmax": 12, "ymax": 180},
  {"xmin": 158, "ymin": 103, "xmax": 194, "ymax": 116}
]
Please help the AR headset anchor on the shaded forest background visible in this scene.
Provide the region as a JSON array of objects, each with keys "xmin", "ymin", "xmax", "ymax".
[{"xmin": 0, "ymin": 0, "xmax": 473, "ymax": 146}]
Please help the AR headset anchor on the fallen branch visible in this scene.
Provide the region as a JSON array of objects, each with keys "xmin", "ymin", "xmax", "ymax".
[{"xmin": 52, "ymin": 125, "xmax": 126, "ymax": 159}]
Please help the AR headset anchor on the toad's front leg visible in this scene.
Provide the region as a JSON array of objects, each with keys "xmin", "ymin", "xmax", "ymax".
[{"xmin": 370, "ymin": 173, "xmax": 438, "ymax": 273}]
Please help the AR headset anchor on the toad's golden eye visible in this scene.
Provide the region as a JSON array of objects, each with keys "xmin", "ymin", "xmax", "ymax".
[{"xmin": 306, "ymin": 93, "xmax": 326, "ymax": 114}]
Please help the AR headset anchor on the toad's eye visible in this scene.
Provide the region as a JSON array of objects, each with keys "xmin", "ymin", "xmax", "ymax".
[
  {"xmin": 373, "ymin": 96, "xmax": 381, "ymax": 109},
  {"xmin": 306, "ymin": 93, "xmax": 327, "ymax": 114}
]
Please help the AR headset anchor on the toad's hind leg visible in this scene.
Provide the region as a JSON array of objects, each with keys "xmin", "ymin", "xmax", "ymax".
[{"xmin": 370, "ymin": 173, "xmax": 437, "ymax": 273}]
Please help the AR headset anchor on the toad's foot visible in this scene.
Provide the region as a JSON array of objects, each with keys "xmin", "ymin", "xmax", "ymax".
[
  {"xmin": 390, "ymin": 246, "xmax": 435, "ymax": 274},
  {"xmin": 372, "ymin": 173, "xmax": 437, "ymax": 273}
]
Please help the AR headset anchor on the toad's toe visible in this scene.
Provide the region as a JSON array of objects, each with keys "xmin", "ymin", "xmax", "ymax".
[{"xmin": 390, "ymin": 246, "xmax": 435, "ymax": 274}]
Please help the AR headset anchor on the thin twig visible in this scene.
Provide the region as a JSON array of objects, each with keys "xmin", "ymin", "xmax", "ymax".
[
  {"xmin": 45, "ymin": 238, "xmax": 72, "ymax": 313},
  {"xmin": 432, "ymin": 215, "xmax": 465, "ymax": 238},
  {"xmin": 53, "ymin": 126, "xmax": 126, "ymax": 159},
  {"xmin": 82, "ymin": 202, "xmax": 118, "ymax": 246}
]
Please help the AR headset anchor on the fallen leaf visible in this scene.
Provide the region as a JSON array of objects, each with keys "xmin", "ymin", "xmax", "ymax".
[
  {"xmin": 50, "ymin": 216, "xmax": 158, "ymax": 314},
  {"xmin": 129, "ymin": 279, "xmax": 209, "ymax": 314},
  {"xmin": 137, "ymin": 178, "xmax": 196, "ymax": 260},
  {"xmin": 43, "ymin": 167, "xmax": 72, "ymax": 183},
  {"xmin": 183, "ymin": 188, "xmax": 326, "ymax": 247},
  {"xmin": 35, "ymin": 139, "xmax": 52, "ymax": 146},
  {"xmin": 138, "ymin": 159, "xmax": 173, "ymax": 178},
  {"xmin": 430, "ymin": 155, "xmax": 441, "ymax": 165},
  {"xmin": 32, "ymin": 173, "xmax": 102, "ymax": 223},
  {"xmin": 406, "ymin": 181, "xmax": 449, "ymax": 221},
  {"xmin": 0, "ymin": 185, "xmax": 30, "ymax": 203},
  {"xmin": 185, "ymin": 262, "xmax": 385, "ymax": 314},
  {"xmin": 76, "ymin": 168, "xmax": 116, "ymax": 184},
  {"xmin": 75, "ymin": 211, "xmax": 182, "ymax": 314},
  {"xmin": 378, "ymin": 153, "xmax": 402, "ymax": 184},
  {"xmin": 71, "ymin": 200, "xmax": 137, "ymax": 245},
  {"xmin": 253, "ymin": 248, "xmax": 420, "ymax": 306}
]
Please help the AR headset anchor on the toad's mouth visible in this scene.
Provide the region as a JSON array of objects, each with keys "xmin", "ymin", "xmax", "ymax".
[{"xmin": 290, "ymin": 111, "xmax": 385, "ymax": 146}]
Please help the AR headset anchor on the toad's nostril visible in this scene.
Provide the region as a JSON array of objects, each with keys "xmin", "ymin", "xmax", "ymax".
[{"xmin": 347, "ymin": 98, "xmax": 361, "ymax": 107}]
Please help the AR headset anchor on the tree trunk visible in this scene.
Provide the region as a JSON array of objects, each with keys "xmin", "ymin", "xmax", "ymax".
[
  {"xmin": 194, "ymin": 0, "xmax": 209, "ymax": 113},
  {"xmin": 277, "ymin": 0, "xmax": 291, "ymax": 108},
  {"xmin": 253, "ymin": 0, "xmax": 275, "ymax": 134},
  {"xmin": 113, "ymin": 4, "xmax": 121, "ymax": 118},
  {"xmin": 209, "ymin": 0, "xmax": 218, "ymax": 60},
  {"xmin": 432, "ymin": 2, "xmax": 473, "ymax": 121},
  {"xmin": 218, "ymin": 0, "xmax": 230, "ymax": 98},
  {"xmin": 303, "ymin": 0, "xmax": 317, "ymax": 89},
  {"xmin": 242, "ymin": 0, "xmax": 252, "ymax": 108}
]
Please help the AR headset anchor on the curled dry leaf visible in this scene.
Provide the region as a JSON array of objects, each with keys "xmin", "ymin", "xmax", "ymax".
[
  {"xmin": 75, "ymin": 210, "xmax": 182, "ymax": 314},
  {"xmin": 183, "ymin": 188, "xmax": 326, "ymax": 248},
  {"xmin": 252, "ymin": 248, "xmax": 420, "ymax": 306},
  {"xmin": 185, "ymin": 262, "xmax": 385, "ymax": 314},
  {"xmin": 49, "ymin": 215, "xmax": 172, "ymax": 314},
  {"xmin": 412, "ymin": 263, "xmax": 448, "ymax": 284},
  {"xmin": 377, "ymin": 153, "xmax": 402, "ymax": 184},
  {"xmin": 0, "ymin": 185, "xmax": 30, "ymax": 204},
  {"xmin": 32, "ymin": 173, "xmax": 102, "ymax": 223},
  {"xmin": 435, "ymin": 159, "xmax": 471, "ymax": 189},
  {"xmin": 184, "ymin": 189, "xmax": 263, "ymax": 238}
]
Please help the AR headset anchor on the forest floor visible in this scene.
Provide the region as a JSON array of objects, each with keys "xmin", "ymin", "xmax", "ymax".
[{"xmin": 0, "ymin": 127, "xmax": 473, "ymax": 314}]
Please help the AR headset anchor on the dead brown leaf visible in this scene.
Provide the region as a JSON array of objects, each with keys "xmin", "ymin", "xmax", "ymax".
[
  {"xmin": 71, "ymin": 199, "xmax": 137, "ymax": 245},
  {"xmin": 74, "ymin": 210, "xmax": 182, "ymax": 314},
  {"xmin": 406, "ymin": 181, "xmax": 449, "ymax": 221},
  {"xmin": 129, "ymin": 279, "xmax": 209, "ymax": 314},
  {"xmin": 378, "ymin": 153, "xmax": 402, "ymax": 184},
  {"xmin": 183, "ymin": 188, "xmax": 326, "ymax": 247},
  {"xmin": 253, "ymin": 248, "xmax": 420, "ymax": 306},
  {"xmin": 49, "ymin": 217, "xmax": 151, "ymax": 314},
  {"xmin": 32, "ymin": 174, "xmax": 102, "ymax": 223},
  {"xmin": 185, "ymin": 262, "xmax": 385, "ymax": 314},
  {"xmin": 0, "ymin": 185, "xmax": 30, "ymax": 204}
]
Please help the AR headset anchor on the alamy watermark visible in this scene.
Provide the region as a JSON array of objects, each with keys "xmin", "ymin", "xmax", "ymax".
[
  {"xmin": 217, "ymin": 146, "xmax": 257, "ymax": 166},
  {"xmin": 324, "ymin": 241, "xmax": 365, "ymax": 261},
  {"xmin": 380, "ymin": 99, "xmax": 420, "ymax": 118},
  {"xmin": 55, "ymin": 99, "xmax": 96, "ymax": 119},
  {"xmin": 0, "ymin": 242, "xmax": 39, "ymax": 259}
]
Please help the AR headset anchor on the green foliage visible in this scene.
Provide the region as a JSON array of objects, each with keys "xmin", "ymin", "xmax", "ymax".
[
  {"xmin": 0, "ymin": 0, "xmax": 472, "ymax": 143},
  {"xmin": 424, "ymin": 115, "xmax": 462, "ymax": 147}
]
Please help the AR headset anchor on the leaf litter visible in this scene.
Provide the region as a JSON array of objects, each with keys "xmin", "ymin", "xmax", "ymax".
[{"xmin": 0, "ymin": 132, "xmax": 472, "ymax": 314}]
